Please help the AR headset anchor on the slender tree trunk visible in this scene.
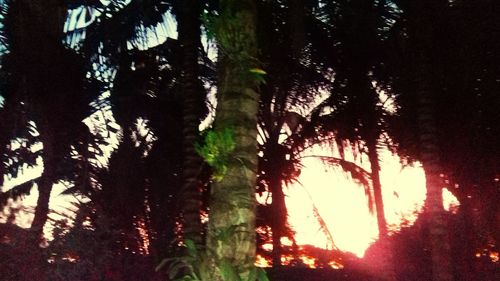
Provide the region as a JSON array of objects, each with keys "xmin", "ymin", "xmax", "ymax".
[
  {"xmin": 408, "ymin": 1, "xmax": 454, "ymax": 280},
  {"xmin": 207, "ymin": 1, "xmax": 260, "ymax": 279},
  {"xmin": 30, "ymin": 119, "xmax": 56, "ymax": 242},
  {"xmin": 366, "ymin": 126, "xmax": 396, "ymax": 281},
  {"xmin": 366, "ymin": 137, "xmax": 388, "ymax": 237},
  {"xmin": 455, "ymin": 185, "xmax": 477, "ymax": 281},
  {"xmin": 268, "ymin": 149, "xmax": 286, "ymax": 268},
  {"xmin": 13, "ymin": 0, "xmax": 68, "ymax": 245},
  {"xmin": 264, "ymin": 135, "xmax": 288, "ymax": 268},
  {"xmin": 415, "ymin": 56, "xmax": 453, "ymax": 281},
  {"xmin": 289, "ymin": 0, "xmax": 306, "ymax": 59},
  {"xmin": 177, "ymin": 0, "xmax": 204, "ymax": 248}
]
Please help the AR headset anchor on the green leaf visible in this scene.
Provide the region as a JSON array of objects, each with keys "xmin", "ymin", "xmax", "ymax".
[
  {"xmin": 178, "ymin": 275, "xmax": 196, "ymax": 281},
  {"xmin": 196, "ymin": 127, "xmax": 236, "ymax": 181},
  {"xmin": 168, "ymin": 261, "xmax": 190, "ymax": 280},
  {"xmin": 246, "ymin": 267, "xmax": 257, "ymax": 281},
  {"xmin": 220, "ymin": 259, "xmax": 241, "ymax": 281},
  {"xmin": 184, "ymin": 239, "xmax": 198, "ymax": 258},
  {"xmin": 256, "ymin": 268, "xmax": 270, "ymax": 281},
  {"xmin": 249, "ymin": 68, "xmax": 267, "ymax": 75}
]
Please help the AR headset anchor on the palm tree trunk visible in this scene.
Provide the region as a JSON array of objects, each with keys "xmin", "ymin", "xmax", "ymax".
[
  {"xmin": 455, "ymin": 185, "xmax": 476, "ymax": 281},
  {"xmin": 17, "ymin": 0, "xmax": 68, "ymax": 244},
  {"xmin": 269, "ymin": 164, "xmax": 286, "ymax": 268},
  {"xmin": 366, "ymin": 131, "xmax": 396, "ymax": 281},
  {"xmin": 264, "ymin": 136, "xmax": 288, "ymax": 268},
  {"xmin": 206, "ymin": 1, "xmax": 260, "ymax": 279},
  {"xmin": 289, "ymin": 0, "xmax": 306, "ymax": 59},
  {"xmin": 405, "ymin": 1, "xmax": 454, "ymax": 280},
  {"xmin": 415, "ymin": 57, "xmax": 453, "ymax": 281},
  {"xmin": 366, "ymin": 137, "xmax": 388, "ymax": 237},
  {"xmin": 176, "ymin": 0, "xmax": 204, "ymax": 248},
  {"xmin": 30, "ymin": 119, "xmax": 56, "ymax": 242}
]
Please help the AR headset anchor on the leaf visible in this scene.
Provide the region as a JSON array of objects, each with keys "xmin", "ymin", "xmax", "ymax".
[
  {"xmin": 256, "ymin": 268, "xmax": 269, "ymax": 281},
  {"xmin": 196, "ymin": 128, "xmax": 236, "ymax": 181},
  {"xmin": 249, "ymin": 68, "xmax": 267, "ymax": 75},
  {"xmin": 0, "ymin": 179, "xmax": 36, "ymax": 208},
  {"xmin": 184, "ymin": 239, "xmax": 198, "ymax": 258},
  {"xmin": 168, "ymin": 261, "xmax": 191, "ymax": 280},
  {"xmin": 59, "ymin": 185, "xmax": 81, "ymax": 196},
  {"xmin": 220, "ymin": 259, "xmax": 241, "ymax": 281},
  {"xmin": 177, "ymin": 275, "xmax": 199, "ymax": 281},
  {"xmin": 155, "ymin": 258, "xmax": 168, "ymax": 272},
  {"xmin": 246, "ymin": 267, "xmax": 257, "ymax": 281}
]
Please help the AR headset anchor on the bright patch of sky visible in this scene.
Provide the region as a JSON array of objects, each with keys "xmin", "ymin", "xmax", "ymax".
[
  {"xmin": 65, "ymin": 1, "xmax": 178, "ymax": 50},
  {"xmin": 285, "ymin": 140, "xmax": 460, "ymax": 257}
]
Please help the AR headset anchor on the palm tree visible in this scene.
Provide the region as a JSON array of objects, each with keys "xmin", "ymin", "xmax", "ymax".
[
  {"xmin": 205, "ymin": 1, "xmax": 261, "ymax": 279},
  {"xmin": 64, "ymin": 0, "xmax": 212, "ymax": 262},
  {"xmin": 253, "ymin": 0, "xmax": 339, "ymax": 266},
  {"xmin": 385, "ymin": 1, "xmax": 454, "ymax": 280},
  {"xmin": 252, "ymin": 0, "xmax": 395, "ymax": 268},
  {"xmin": 413, "ymin": 43, "xmax": 454, "ymax": 281},
  {"xmin": 174, "ymin": 0, "xmax": 206, "ymax": 250},
  {"xmin": 384, "ymin": 1, "xmax": 499, "ymax": 279},
  {"xmin": 317, "ymin": 2, "xmax": 399, "ymax": 279},
  {"xmin": 2, "ymin": 0, "xmax": 100, "ymax": 245}
]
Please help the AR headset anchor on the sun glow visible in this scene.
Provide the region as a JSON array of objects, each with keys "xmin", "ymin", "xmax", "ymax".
[
  {"xmin": 442, "ymin": 188, "xmax": 460, "ymax": 212},
  {"xmin": 284, "ymin": 146, "xmax": 459, "ymax": 259}
]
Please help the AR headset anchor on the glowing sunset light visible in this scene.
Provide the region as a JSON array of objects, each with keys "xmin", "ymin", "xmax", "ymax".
[
  {"xmin": 329, "ymin": 260, "xmax": 344, "ymax": 269},
  {"xmin": 284, "ymin": 146, "xmax": 460, "ymax": 259},
  {"xmin": 298, "ymin": 254, "xmax": 317, "ymax": 268},
  {"xmin": 255, "ymin": 254, "xmax": 271, "ymax": 267},
  {"xmin": 442, "ymin": 188, "xmax": 460, "ymax": 212}
]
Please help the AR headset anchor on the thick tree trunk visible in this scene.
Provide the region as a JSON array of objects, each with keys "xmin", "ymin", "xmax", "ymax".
[
  {"xmin": 177, "ymin": 0, "xmax": 204, "ymax": 248},
  {"xmin": 206, "ymin": 1, "xmax": 260, "ymax": 279}
]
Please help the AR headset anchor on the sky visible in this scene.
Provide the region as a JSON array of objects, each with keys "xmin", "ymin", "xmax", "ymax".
[{"xmin": 285, "ymin": 145, "xmax": 458, "ymax": 257}]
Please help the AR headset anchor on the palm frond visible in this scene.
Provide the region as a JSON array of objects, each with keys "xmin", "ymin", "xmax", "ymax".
[
  {"xmin": 0, "ymin": 177, "xmax": 38, "ymax": 208},
  {"xmin": 302, "ymin": 154, "xmax": 375, "ymax": 214},
  {"xmin": 296, "ymin": 180, "xmax": 337, "ymax": 251}
]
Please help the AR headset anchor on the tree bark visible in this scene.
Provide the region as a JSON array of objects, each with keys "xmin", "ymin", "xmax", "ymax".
[
  {"xmin": 366, "ymin": 136, "xmax": 397, "ymax": 281},
  {"xmin": 30, "ymin": 118, "xmax": 56, "ymax": 243},
  {"xmin": 9, "ymin": 0, "xmax": 68, "ymax": 245},
  {"xmin": 176, "ymin": 0, "xmax": 205, "ymax": 249},
  {"xmin": 268, "ymin": 145, "xmax": 287, "ymax": 268},
  {"xmin": 415, "ymin": 57, "xmax": 454, "ymax": 281},
  {"xmin": 366, "ymin": 137, "xmax": 388, "ymax": 237},
  {"xmin": 288, "ymin": 0, "xmax": 306, "ymax": 59},
  {"xmin": 206, "ymin": 1, "xmax": 260, "ymax": 279},
  {"xmin": 410, "ymin": 1, "xmax": 454, "ymax": 280}
]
